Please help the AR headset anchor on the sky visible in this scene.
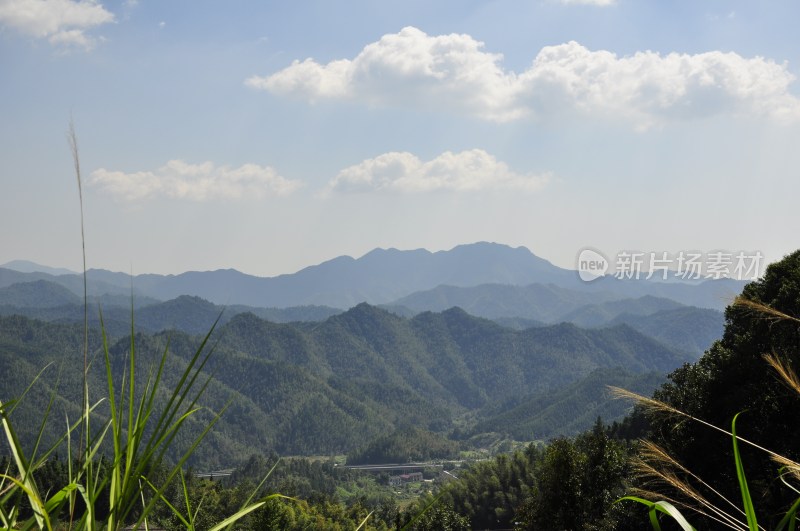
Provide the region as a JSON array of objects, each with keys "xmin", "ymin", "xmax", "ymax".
[{"xmin": 1, "ymin": 0, "xmax": 799, "ymax": 277}]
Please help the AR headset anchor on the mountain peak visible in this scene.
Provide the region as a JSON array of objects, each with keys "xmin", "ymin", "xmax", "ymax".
[
  {"xmin": 0, "ymin": 279, "xmax": 81, "ymax": 308},
  {"xmin": 1, "ymin": 260, "xmax": 76, "ymax": 276},
  {"xmin": 339, "ymin": 301, "xmax": 396, "ymax": 320}
]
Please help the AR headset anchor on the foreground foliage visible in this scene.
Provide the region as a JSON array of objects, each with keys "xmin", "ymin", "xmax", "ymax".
[
  {"xmin": 621, "ymin": 250, "xmax": 800, "ymax": 529},
  {"xmin": 396, "ymin": 421, "xmax": 638, "ymax": 530},
  {"xmin": 0, "ymin": 312, "xmax": 280, "ymax": 530}
]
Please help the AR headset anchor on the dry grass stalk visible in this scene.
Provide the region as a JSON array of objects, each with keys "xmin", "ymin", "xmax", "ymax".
[
  {"xmin": 634, "ymin": 454, "xmax": 749, "ymax": 530},
  {"xmin": 771, "ymin": 454, "xmax": 800, "ymax": 483},
  {"xmin": 732, "ymin": 296, "xmax": 800, "ymax": 325},
  {"xmin": 639, "ymin": 441, "xmax": 746, "ymax": 520},
  {"xmin": 609, "ymin": 387, "xmax": 787, "ymax": 463},
  {"xmin": 764, "ymin": 353, "xmax": 800, "ymax": 396},
  {"xmin": 618, "ymin": 297, "xmax": 800, "ymax": 529}
]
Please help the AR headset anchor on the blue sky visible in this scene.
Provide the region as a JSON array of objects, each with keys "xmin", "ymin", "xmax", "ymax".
[{"xmin": 1, "ymin": 0, "xmax": 799, "ymax": 276}]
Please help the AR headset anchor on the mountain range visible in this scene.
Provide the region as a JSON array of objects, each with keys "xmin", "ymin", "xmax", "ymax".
[
  {"xmin": 0, "ymin": 281, "xmax": 724, "ymax": 357},
  {"xmin": 0, "ymin": 242, "xmax": 746, "ymax": 310},
  {"xmin": 0, "ymin": 242, "xmax": 737, "ymax": 467},
  {"xmin": 0, "ymin": 303, "xmax": 689, "ymax": 466}
]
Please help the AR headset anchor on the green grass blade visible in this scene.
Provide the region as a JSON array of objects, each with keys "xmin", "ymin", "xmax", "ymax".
[
  {"xmin": 145, "ymin": 373, "xmax": 219, "ymax": 474},
  {"xmin": 113, "ymin": 320, "xmax": 222, "ymax": 525},
  {"xmin": 141, "ymin": 475, "xmax": 191, "ymax": 529},
  {"xmin": 126, "ymin": 301, "xmax": 137, "ymax": 494},
  {"xmin": 30, "ymin": 361, "xmax": 66, "ymax": 465},
  {"xmin": 3, "ymin": 363, "xmax": 54, "ymax": 417},
  {"xmin": 127, "ymin": 329, "xmax": 219, "ymax": 502},
  {"xmin": 651, "ymin": 500, "xmax": 695, "ymax": 531},
  {"xmin": 0, "ymin": 474, "xmax": 50, "ymax": 531},
  {"xmin": 220, "ymin": 457, "xmax": 281, "ymax": 531},
  {"xmin": 776, "ymin": 496, "xmax": 800, "ymax": 531},
  {"xmin": 43, "ymin": 483, "xmax": 80, "ymax": 514},
  {"xmin": 144, "ymin": 319, "xmax": 220, "ymax": 449},
  {"xmin": 400, "ymin": 491, "xmax": 446, "ymax": 531},
  {"xmin": 133, "ymin": 404, "xmax": 227, "ymax": 524},
  {"xmin": 238, "ymin": 457, "xmax": 281, "ymax": 510},
  {"xmin": 0, "ymin": 402, "xmax": 46, "ymax": 530},
  {"xmin": 180, "ymin": 468, "xmax": 192, "ymax": 526},
  {"xmin": 732, "ymin": 412, "xmax": 758, "ymax": 531},
  {"xmin": 617, "ymin": 496, "xmax": 696, "ymax": 531},
  {"xmin": 99, "ymin": 310, "xmax": 123, "ymax": 522},
  {"xmin": 648, "ymin": 506, "xmax": 663, "ymax": 531},
  {"xmin": 207, "ymin": 494, "xmax": 292, "ymax": 531},
  {"xmin": 140, "ymin": 336, "xmax": 171, "ymax": 440}
]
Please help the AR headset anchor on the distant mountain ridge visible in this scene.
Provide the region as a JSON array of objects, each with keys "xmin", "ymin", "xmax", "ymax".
[
  {"xmin": 392, "ymin": 281, "xmax": 737, "ymax": 319},
  {"xmin": 0, "ymin": 260, "xmax": 77, "ymax": 276},
  {"xmin": 0, "ymin": 243, "xmax": 574, "ymax": 307},
  {"xmin": 1, "ymin": 242, "xmax": 746, "ymax": 309},
  {"xmin": 0, "ymin": 283, "xmax": 341, "ymax": 337}
]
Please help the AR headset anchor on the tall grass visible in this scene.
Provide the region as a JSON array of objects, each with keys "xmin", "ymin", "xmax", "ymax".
[
  {"xmin": 615, "ymin": 297, "xmax": 800, "ymax": 531},
  {"xmin": 0, "ymin": 123, "xmax": 392, "ymax": 531},
  {"xmin": 0, "ymin": 126, "xmax": 272, "ymax": 530},
  {"xmin": 0, "ymin": 319, "xmax": 289, "ymax": 530}
]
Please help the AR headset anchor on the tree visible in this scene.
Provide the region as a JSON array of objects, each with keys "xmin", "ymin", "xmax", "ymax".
[
  {"xmin": 518, "ymin": 422, "xmax": 631, "ymax": 531},
  {"xmin": 650, "ymin": 250, "xmax": 800, "ymax": 527}
]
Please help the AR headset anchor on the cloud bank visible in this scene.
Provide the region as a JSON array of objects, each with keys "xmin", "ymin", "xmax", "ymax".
[
  {"xmin": 330, "ymin": 149, "xmax": 550, "ymax": 193},
  {"xmin": 90, "ymin": 160, "xmax": 302, "ymax": 202},
  {"xmin": 247, "ymin": 27, "xmax": 800, "ymax": 128},
  {"xmin": 0, "ymin": 0, "xmax": 115, "ymax": 50}
]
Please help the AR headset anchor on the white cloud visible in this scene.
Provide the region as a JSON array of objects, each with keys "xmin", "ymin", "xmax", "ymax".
[
  {"xmin": 519, "ymin": 42, "xmax": 800, "ymax": 128},
  {"xmin": 247, "ymin": 26, "xmax": 521, "ymax": 121},
  {"xmin": 247, "ymin": 27, "xmax": 800, "ymax": 128},
  {"xmin": 89, "ymin": 160, "xmax": 303, "ymax": 202},
  {"xmin": 48, "ymin": 28, "xmax": 95, "ymax": 48},
  {"xmin": 329, "ymin": 149, "xmax": 550, "ymax": 193},
  {"xmin": 0, "ymin": 0, "xmax": 114, "ymax": 50}
]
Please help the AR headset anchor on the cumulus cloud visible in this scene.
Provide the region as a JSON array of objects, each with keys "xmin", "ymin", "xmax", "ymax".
[
  {"xmin": 519, "ymin": 42, "xmax": 800, "ymax": 128},
  {"xmin": 0, "ymin": 0, "xmax": 114, "ymax": 50},
  {"xmin": 247, "ymin": 27, "xmax": 800, "ymax": 127},
  {"xmin": 329, "ymin": 149, "xmax": 550, "ymax": 193},
  {"xmin": 247, "ymin": 27, "xmax": 521, "ymax": 121},
  {"xmin": 89, "ymin": 160, "xmax": 303, "ymax": 202}
]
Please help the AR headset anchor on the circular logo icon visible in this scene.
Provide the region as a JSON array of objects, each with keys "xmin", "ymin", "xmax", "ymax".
[{"xmin": 577, "ymin": 248, "xmax": 608, "ymax": 282}]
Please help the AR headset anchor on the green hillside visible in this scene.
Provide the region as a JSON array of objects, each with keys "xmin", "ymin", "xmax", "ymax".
[
  {"xmin": 608, "ymin": 305, "xmax": 724, "ymax": 356},
  {"xmin": 470, "ymin": 367, "xmax": 665, "ymax": 439},
  {"xmin": 0, "ymin": 281, "xmax": 340, "ymax": 336},
  {"xmin": 0, "ymin": 303, "xmax": 692, "ymax": 467}
]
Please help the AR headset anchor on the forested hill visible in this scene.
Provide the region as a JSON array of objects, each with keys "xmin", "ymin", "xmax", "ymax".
[
  {"xmin": 0, "ymin": 278, "xmax": 725, "ymax": 358},
  {"xmin": 0, "ymin": 287, "xmax": 341, "ymax": 336},
  {"xmin": 0, "ymin": 303, "xmax": 690, "ymax": 465}
]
